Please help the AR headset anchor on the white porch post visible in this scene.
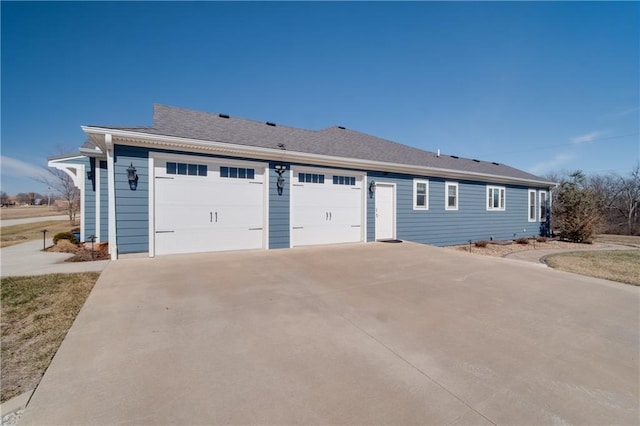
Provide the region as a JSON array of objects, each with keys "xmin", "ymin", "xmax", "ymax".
[
  {"xmin": 105, "ymin": 134, "xmax": 118, "ymax": 260},
  {"xmin": 95, "ymin": 159, "xmax": 101, "ymax": 243}
]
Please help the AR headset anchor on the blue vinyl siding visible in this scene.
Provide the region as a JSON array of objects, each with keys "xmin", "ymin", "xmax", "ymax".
[
  {"xmin": 83, "ymin": 157, "xmax": 95, "ymax": 241},
  {"xmin": 107, "ymin": 144, "xmax": 550, "ymax": 255},
  {"xmin": 367, "ymin": 171, "xmax": 549, "ymax": 246},
  {"xmin": 99, "ymin": 161, "xmax": 109, "ymax": 242},
  {"xmin": 114, "ymin": 146, "xmax": 149, "ymax": 254},
  {"xmin": 268, "ymin": 161, "xmax": 290, "ymax": 249}
]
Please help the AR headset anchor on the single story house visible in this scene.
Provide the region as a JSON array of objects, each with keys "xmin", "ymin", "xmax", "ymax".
[{"xmin": 49, "ymin": 104, "xmax": 554, "ymax": 260}]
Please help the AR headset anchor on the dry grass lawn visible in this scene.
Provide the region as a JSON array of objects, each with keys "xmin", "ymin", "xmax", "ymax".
[
  {"xmin": 545, "ymin": 250, "xmax": 640, "ymax": 286},
  {"xmin": 0, "ymin": 220, "xmax": 73, "ymax": 248},
  {"xmin": 0, "ymin": 206, "xmax": 64, "ymax": 220},
  {"xmin": 0, "ymin": 273, "xmax": 100, "ymax": 402},
  {"xmin": 595, "ymin": 234, "xmax": 640, "ymax": 247}
]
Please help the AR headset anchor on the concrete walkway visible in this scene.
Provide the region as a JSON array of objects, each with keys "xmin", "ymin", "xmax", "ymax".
[
  {"xmin": 0, "ymin": 239, "xmax": 109, "ymax": 278},
  {"xmin": 505, "ymin": 243, "xmax": 635, "ymax": 264},
  {"xmin": 0, "ymin": 215, "xmax": 67, "ymax": 227}
]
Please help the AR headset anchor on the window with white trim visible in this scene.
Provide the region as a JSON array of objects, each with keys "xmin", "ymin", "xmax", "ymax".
[
  {"xmin": 445, "ymin": 182, "xmax": 458, "ymax": 210},
  {"xmin": 539, "ymin": 191, "xmax": 548, "ymax": 222},
  {"xmin": 487, "ymin": 186, "xmax": 505, "ymax": 211},
  {"xmin": 528, "ymin": 189, "xmax": 537, "ymax": 222},
  {"xmin": 413, "ymin": 179, "xmax": 429, "ymax": 210}
]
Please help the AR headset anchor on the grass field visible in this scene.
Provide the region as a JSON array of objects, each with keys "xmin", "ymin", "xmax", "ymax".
[
  {"xmin": 0, "ymin": 206, "xmax": 64, "ymax": 220},
  {"xmin": 545, "ymin": 250, "xmax": 640, "ymax": 286},
  {"xmin": 595, "ymin": 234, "xmax": 640, "ymax": 247},
  {"xmin": 0, "ymin": 272, "xmax": 100, "ymax": 402},
  {"xmin": 0, "ymin": 220, "xmax": 74, "ymax": 248}
]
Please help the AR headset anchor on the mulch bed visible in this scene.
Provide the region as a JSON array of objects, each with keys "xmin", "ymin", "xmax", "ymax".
[{"xmin": 45, "ymin": 241, "xmax": 110, "ymax": 262}]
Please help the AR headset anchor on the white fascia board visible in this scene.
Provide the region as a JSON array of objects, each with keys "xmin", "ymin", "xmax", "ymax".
[{"xmin": 82, "ymin": 127, "xmax": 557, "ymax": 187}]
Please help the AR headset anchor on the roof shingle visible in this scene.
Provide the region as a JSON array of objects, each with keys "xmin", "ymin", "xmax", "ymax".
[{"xmin": 89, "ymin": 104, "xmax": 551, "ymax": 184}]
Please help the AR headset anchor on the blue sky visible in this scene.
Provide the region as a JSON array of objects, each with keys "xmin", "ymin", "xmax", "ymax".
[{"xmin": 2, "ymin": 1, "xmax": 638, "ymax": 195}]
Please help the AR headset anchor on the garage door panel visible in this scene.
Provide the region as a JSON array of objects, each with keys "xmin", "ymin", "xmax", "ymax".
[
  {"xmin": 291, "ymin": 168, "xmax": 364, "ymax": 247},
  {"xmin": 154, "ymin": 157, "xmax": 266, "ymax": 256}
]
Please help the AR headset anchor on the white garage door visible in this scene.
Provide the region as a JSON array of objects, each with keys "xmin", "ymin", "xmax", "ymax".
[
  {"xmin": 291, "ymin": 168, "xmax": 364, "ymax": 247},
  {"xmin": 153, "ymin": 156, "xmax": 266, "ymax": 255}
]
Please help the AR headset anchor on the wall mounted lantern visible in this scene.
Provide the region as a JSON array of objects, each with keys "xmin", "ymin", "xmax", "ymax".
[
  {"xmin": 368, "ymin": 179, "xmax": 376, "ymax": 195},
  {"xmin": 127, "ymin": 163, "xmax": 138, "ymax": 190},
  {"xmin": 274, "ymin": 164, "xmax": 287, "ymax": 196},
  {"xmin": 86, "ymin": 170, "xmax": 94, "ymax": 181}
]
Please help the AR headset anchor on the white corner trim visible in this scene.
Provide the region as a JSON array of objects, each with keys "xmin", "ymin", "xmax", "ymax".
[
  {"xmin": 106, "ymin": 134, "xmax": 118, "ymax": 260},
  {"xmin": 95, "ymin": 160, "xmax": 101, "ymax": 242}
]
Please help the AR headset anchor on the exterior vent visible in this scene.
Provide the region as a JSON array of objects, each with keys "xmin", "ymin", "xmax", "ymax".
[
  {"xmin": 472, "ymin": 159, "xmax": 480, "ymax": 162},
  {"xmin": 492, "ymin": 162, "xmax": 500, "ymax": 166},
  {"xmin": 266, "ymin": 122, "xmax": 276, "ymax": 127},
  {"xmin": 277, "ymin": 143, "xmax": 286, "ymax": 150},
  {"xmin": 337, "ymin": 126, "xmax": 346, "ymax": 130},
  {"xmin": 451, "ymin": 155, "xmax": 459, "ymax": 159},
  {"xmin": 218, "ymin": 113, "xmax": 230, "ymax": 119}
]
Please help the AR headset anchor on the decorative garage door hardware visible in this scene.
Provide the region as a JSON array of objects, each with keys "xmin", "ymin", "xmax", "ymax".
[
  {"xmin": 210, "ymin": 212, "xmax": 217, "ymax": 222},
  {"xmin": 155, "ymin": 230, "xmax": 175, "ymax": 233},
  {"xmin": 156, "ymin": 176, "xmax": 174, "ymax": 179}
]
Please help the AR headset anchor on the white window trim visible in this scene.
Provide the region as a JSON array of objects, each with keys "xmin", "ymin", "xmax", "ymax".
[
  {"xmin": 486, "ymin": 186, "xmax": 506, "ymax": 211},
  {"xmin": 445, "ymin": 181, "xmax": 458, "ymax": 211},
  {"xmin": 539, "ymin": 190, "xmax": 548, "ymax": 222},
  {"xmin": 413, "ymin": 179, "xmax": 429, "ymax": 210},
  {"xmin": 528, "ymin": 189, "xmax": 537, "ymax": 222}
]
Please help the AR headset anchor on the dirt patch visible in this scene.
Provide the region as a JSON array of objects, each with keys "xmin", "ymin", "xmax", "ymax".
[
  {"xmin": 45, "ymin": 240, "xmax": 110, "ymax": 262},
  {"xmin": 0, "ymin": 273, "xmax": 101, "ymax": 402},
  {"xmin": 447, "ymin": 239, "xmax": 602, "ymax": 257}
]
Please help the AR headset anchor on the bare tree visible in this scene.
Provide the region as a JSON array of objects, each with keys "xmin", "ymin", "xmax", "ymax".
[
  {"xmin": 1, "ymin": 191, "xmax": 9, "ymax": 206},
  {"xmin": 38, "ymin": 168, "xmax": 80, "ymax": 225},
  {"xmin": 614, "ymin": 164, "xmax": 640, "ymax": 235}
]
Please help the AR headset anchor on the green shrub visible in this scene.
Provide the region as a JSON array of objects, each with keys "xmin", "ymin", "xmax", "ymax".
[
  {"xmin": 52, "ymin": 232, "xmax": 77, "ymax": 245},
  {"xmin": 515, "ymin": 237, "xmax": 530, "ymax": 245},
  {"xmin": 474, "ymin": 240, "xmax": 489, "ymax": 248},
  {"xmin": 535, "ymin": 236, "xmax": 548, "ymax": 243}
]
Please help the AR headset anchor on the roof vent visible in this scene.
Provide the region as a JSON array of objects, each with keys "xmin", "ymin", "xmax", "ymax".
[
  {"xmin": 451, "ymin": 155, "xmax": 459, "ymax": 159},
  {"xmin": 218, "ymin": 113, "xmax": 230, "ymax": 119},
  {"xmin": 277, "ymin": 143, "xmax": 285, "ymax": 150},
  {"xmin": 266, "ymin": 122, "xmax": 276, "ymax": 127},
  {"xmin": 337, "ymin": 126, "xmax": 346, "ymax": 130},
  {"xmin": 472, "ymin": 159, "xmax": 480, "ymax": 163},
  {"xmin": 492, "ymin": 162, "xmax": 500, "ymax": 166}
]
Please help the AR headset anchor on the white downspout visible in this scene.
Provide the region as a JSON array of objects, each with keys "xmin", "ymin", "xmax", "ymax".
[
  {"xmin": 95, "ymin": 159, "xmax": 101, "ymax": 243},
  {"xmin": 106, "ymin": 134, "xmax": 118, "ymax": 260}
]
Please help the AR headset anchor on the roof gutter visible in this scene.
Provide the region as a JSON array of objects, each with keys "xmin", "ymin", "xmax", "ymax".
[{"xmin": 82, "ymin": 126, "xmax": 557, "ymax": 187}]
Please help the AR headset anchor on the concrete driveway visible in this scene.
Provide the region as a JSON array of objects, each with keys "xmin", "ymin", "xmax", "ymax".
[{"xmin": 21, "ymin": 242, "xmax": 639, "ymax": 425}]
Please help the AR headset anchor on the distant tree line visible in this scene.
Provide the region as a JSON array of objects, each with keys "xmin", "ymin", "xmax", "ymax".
[
  {"xmin": 0, "ymin": 191, "xmax": 49, "ymax": 206},
  {"xmin": 546, "ymin": 165, "xmax": 640, "ymax": 241}
]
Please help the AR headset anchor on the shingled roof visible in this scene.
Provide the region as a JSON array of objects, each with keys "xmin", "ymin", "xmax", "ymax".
[{"xmin": 85, "ymin": 104, "xmax": 551, "ymax": 184}]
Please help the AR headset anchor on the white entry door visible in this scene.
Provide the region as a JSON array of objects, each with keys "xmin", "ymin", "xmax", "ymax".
[
  {"xmin": 290, "ymin": 168, "xmax": 364, "ymax": 247},
  {"xmin": 153, "ymin": 156, "xmax": 266, "ymax": 255},
  {"xmin": 375, "ymin": 183, "xmax": 395, "ymax": 240}
]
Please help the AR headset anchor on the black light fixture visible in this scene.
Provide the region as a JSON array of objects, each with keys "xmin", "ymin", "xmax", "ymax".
[
  {"xmin": 127, "ymin": 163, "xmax": 138, "ymax": 190},
  {"xmin": 369, "ymin": 179, "xmax": 376, "ymax": 195},
  {"xmin": 86, "ymin": 170, "xmax": 94, "ymax": 180},
  {"xmin": 274, "ymin": 164, "xmax": 286, "ymax": 195}
]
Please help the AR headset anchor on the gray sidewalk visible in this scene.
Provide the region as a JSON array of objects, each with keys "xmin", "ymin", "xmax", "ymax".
[{"xmin": 0, "ymin": 239, "xmax": 109, "ymax": 278}]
